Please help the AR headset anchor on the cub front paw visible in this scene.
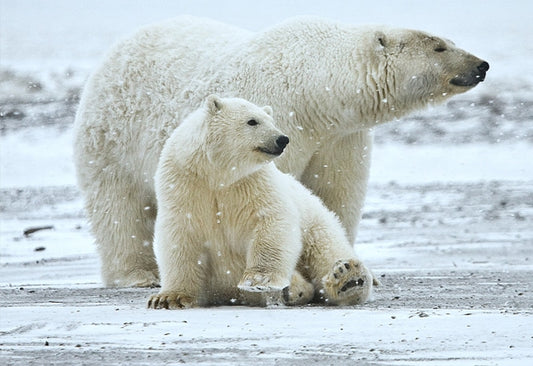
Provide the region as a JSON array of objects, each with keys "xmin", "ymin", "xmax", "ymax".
[
  {"xmin": 147, "ymin": 291, "xmax": 195, "ymax": 309},
  {"xmin": 322, "ymin": 259, "xmax": 373, "ymax": 305},
  {"xmin": 238, "ymin": 270, "xmax": 289, "ymax": 292}
]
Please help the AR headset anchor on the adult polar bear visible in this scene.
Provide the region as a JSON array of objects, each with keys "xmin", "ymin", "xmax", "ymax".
[{"xmin": 74, "ymin": 16, "xmax": 488, "ymax": 287}]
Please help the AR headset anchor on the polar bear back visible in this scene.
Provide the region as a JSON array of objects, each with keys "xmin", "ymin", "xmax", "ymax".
[{"xmin": 74, "ymin": 17, "xmax": 252, "ymax": 187}]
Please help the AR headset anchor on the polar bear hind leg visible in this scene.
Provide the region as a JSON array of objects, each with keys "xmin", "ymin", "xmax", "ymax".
[
  {"xmin": 282, "ymin": 271, "xmax": 315, "ymax": 305},
  {"xmin": 322, "ymin": 259, "xmax": 373, "ymax": 305},
  {"xmin": 84, "ymin": 175, "xmax": 160, "ymax": 287}
]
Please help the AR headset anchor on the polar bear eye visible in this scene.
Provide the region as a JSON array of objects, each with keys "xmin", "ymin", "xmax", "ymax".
[
  {"xmin": 434, "ymin": 47, "xmax": 446, "ymax": 53},
  {"xmin": 247, "ymin": 119, "xmax": 259, "ymax": 126}
]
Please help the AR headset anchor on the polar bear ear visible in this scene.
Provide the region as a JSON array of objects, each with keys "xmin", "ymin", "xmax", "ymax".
[
  {"xmin": 206, "ymin": 94, "xmax": 223, "ymax": 115},
  {"xmin": 376, "ymin": 32, "xmax": 387, "ymax": 48},
  {"xmin": 262, "ymin": 105, "xmax": 273, "ymax": 116}
]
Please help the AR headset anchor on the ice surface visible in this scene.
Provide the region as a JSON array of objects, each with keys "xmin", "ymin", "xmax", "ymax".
[{"xmin": 1, "ymin": 305, "xmax": 532, "ymax": 365}]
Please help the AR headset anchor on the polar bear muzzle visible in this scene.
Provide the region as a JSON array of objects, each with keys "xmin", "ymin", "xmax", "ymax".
[
  {"xmin": 450, "ymin": 61, "xmax": 489, "ymax": 87},
  {"xmin": 257, "ymin": 135, "xmax": 290, "ymax": 156}
]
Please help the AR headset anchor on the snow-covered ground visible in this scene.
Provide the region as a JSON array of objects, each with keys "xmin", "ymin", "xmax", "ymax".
[
  {"xmin": 2, "ymin": 180, "xmax": 532, "ymax": 365},
  {"xmin": 1, "ymin": 1, "xmax": 532, "ymax": 365}
]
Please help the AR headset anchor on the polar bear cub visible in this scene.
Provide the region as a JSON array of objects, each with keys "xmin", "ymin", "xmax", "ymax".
[{"xmin": 148, "ymin": 95, "xmax": 375, "ymax": 308}]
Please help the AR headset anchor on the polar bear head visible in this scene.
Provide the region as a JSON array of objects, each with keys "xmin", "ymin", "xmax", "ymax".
[
  {"xmin": 202, "ymin": 95, "xmax": 289, "ymax": 181},
  {"xmin": 283, "ymin": 20, "xmax": 490, "ymax": 126},
  {"xmin": 366, "ymin": 28, "xmax": 489, "ymax": 111}
]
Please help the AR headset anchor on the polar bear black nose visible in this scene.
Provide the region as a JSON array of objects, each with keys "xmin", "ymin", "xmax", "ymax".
[
  {"xmin": 478, "ymin": 61, "xmax": 490, "ymax": 73},
  {"xmin": 276, "ymin": 135, "xmax": 290, "ymax": 150},
  {"xmin": 476, "ymin": 61, "xmax": 489, "ymax": 82}
]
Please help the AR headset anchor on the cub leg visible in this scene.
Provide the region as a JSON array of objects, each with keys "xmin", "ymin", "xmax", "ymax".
[
  {"xmin": 238, "ymin": 219, "xmax": 302, "ymax": 293},
  {"xmin": 148, "ymin": 222, "xmax": 207, "ymax": 309},
  {"xmin": 299, "ymin": 218, "xmax": 375, "ymax": 305}
]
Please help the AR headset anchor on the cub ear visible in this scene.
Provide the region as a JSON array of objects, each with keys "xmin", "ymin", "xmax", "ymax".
[
  {"xmin": 206, "ymin": 94, "xmax": 223, "ymax": 114},
  {"xmin": 262, "ymin": 105, "xmax": 273, "ymax": 117}
]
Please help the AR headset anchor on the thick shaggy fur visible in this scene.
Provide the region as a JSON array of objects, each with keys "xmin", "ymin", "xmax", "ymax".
[{"xmin": 73, "ymin": 16, "xmax": 487, "ymax": 287}]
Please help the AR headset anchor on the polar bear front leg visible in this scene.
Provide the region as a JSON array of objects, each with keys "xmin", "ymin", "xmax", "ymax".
[
  {"xmin": 299, "ymin": 215, "xmax": 375, "ymax": 305},
  {"xmin": 300, "ymin": 130, "xmax": 372, "ymax": 244},
  {"xmin": 238, "ymin": 222, "xmax": 301, "ymax": 293},
  {"xmin": 148, "ymin": 224, "xmax": 206, "ymax": 309}
]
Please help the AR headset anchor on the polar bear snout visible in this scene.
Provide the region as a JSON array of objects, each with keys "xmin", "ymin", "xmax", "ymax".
[
  {"xmin": 258, "ymin": 135, "xmax": 290, "ymax": 156},
  {"xmin": 450, "ymin": 60, "xmax": 489, "ymax": 87}
]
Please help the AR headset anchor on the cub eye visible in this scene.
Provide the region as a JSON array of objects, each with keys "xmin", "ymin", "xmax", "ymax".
[
  {"xmin": 247, "ymin": 119, "xmax": 258, "ymax": 126},
  {"xmin": 434, "ymin": 47, "xmax": 446, "ymax": 53}
]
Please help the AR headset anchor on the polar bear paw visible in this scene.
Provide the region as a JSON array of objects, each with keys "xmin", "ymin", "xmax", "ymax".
[
  {"xmin": 282, "ymin": 272, "xmax": 315, "ymax": 306},
  {"xmin": 147, "ymin": 291, "xmax": 195, "ymax": 309},
  {"xmin": 322, "ymin": 259, "xmax": 372, "ymax": 305},
  {"xmin": 110, "ymin": 269, "xmax": 160, "ymax": 288},
  {"xmin": 238, "ymin": 270, "xmax": 288, "ymax": 292}
]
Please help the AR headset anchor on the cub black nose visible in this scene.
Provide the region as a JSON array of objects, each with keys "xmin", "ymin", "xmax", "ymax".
[
  {"xmin": 276, "ymin": 135, "xmax": 289, "ymax": 150},
  {"xmin": 478, "ymin": 61, "xmax": 490, "ymax": 73}
]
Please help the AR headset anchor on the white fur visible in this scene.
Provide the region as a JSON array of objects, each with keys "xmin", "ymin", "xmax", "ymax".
[
  {"xmin": 148, "ymin": 96, "xmax": 374, "ymax": 308},
  {"xmin": 74, "ymin": 16, "xmax": 487, "ymax": 287}
]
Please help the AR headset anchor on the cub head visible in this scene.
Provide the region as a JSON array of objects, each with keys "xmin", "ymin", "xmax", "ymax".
[
  {"xmin": 204, "ymin": 95, "xmax": 289, "ymax": 175},
  {"xmin": 370, "ymin": 28, "xmax": 489, "ymax": 107}
]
